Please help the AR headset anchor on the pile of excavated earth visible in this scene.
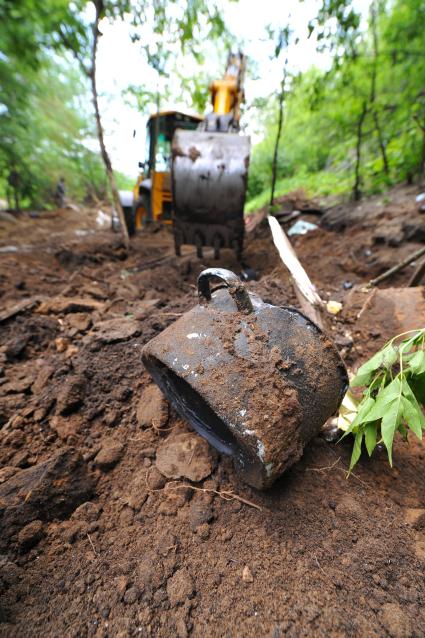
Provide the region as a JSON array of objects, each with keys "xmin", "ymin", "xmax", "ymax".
[{"xmin": 0, "ymin": 184, "xmax": 424, "ymax": 637}]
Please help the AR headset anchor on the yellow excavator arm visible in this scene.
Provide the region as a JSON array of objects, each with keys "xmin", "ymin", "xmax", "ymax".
[
  {"xmin": 172, "ymin": 51, "xmax": 250, "ymax": 260},
  {"xmin": 210, "ymin": 52, "xmax": 246, "ymax": 127}
]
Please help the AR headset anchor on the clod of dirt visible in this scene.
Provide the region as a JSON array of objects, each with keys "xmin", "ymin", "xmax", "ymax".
[
  {"xmin": 55, "ymin": 375, "xmax": 85, "ymax": 416},
  {"xmin": 66, "ymin": 313, "xmax": 91, "ymax": 332},
  {"xmin": 0, "ymin": 467, "xmax": 18, "ymax": 484},
  {"xmin": 136, "ymin": 384, "xmax": 169, "ymax": 429},
  {"xmin": 123, "ymin": 586, "xmax": 140, "ymax": 605},
  {"xmin": 31, "ymin": 364, "xmax": 55, "ymax": 395},
  {"xmin": 5, "ymin": 336, "xmax": 29, "ymax": 362},
  {"xmin": 17, "ymin": 520, "xmax": 44, "ymax": 552},
  {"xmin": 0, "ymin": 448, "xmax": 94, "ymax": 545},
  {"xmin": 189, "ymin": 493, "xmax": 214, "ymax": 532},
  {"xmin": 71, "ymin": 501, "xmax": 101, "ymax": 523},
  {"xmin": 242, "ymin": 566, "xmax": 254, "ymax": 583},
  {"xmin": 94, "ymin": 438, "xmax": 124, "ymax": 470},
  {"xmin": 166, "ymin": 568, "xmax": 194, "ymax": 606},
  {"xmin": 37, "ymin": 296, "xmax": 104, "ymax": 315},
  {"xmin": 156, "ymin": 433, "xmax": 215, "ymax": 482},
  {"xmin": 125, "ymin": 470, "xmax": 149, "ymax": 511},
  {"xmin": 54, "ymin": 336, "xmax": 70, "ymax": 353},
  {"xmin": 380, "ymin": 603, "xmax": 412, "ymax": 638},
  {"xmin": 50, "ymin": 414, "xmax": 84, "ymax": 440},
  {"xmin": 92, "ymin": 317, "xmax": 141, "ymax": 343}
]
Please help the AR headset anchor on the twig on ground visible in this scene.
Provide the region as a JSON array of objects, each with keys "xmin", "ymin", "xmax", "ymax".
[
  {"xmin": 306, "ymin": 457, "xmax": 341, "ymax": 472},
  {"xmin": 314, "ymin": 555, "xmax": 335, "ymax": 585},
  {"xmin": 87, "ymin": 533, "xmax": 98, "ymax": 557},
  {"xmin": 152, "ymin": 312, "xmax": 183, "ymax": 317},
  {"xmin": 368, "ymin": 245, "xmax": 425, "ymax": 287},
  {"xmin": 357, "ymin": 288, "xmax": 377, "ymax": 319}
]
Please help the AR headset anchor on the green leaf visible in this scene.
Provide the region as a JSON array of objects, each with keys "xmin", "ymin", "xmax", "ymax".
[
  {"xmin": 351, "ymin": 370, "xmax": 375, "ymax": 387},
  {"xmin": 401, "ymin": 396, "xmax": 423, "ymax": 441},
  {"xmin": 349, "ymin": 431, "xmax": 363, "ymax": 472},
  {"xmin": 362, "ymin": 377, "xmax": 402, "ymax": 422},
  {"xmin": 343, "ymin": 395, "xmax": 375, "ymax": 433},
  {"xmin": 364, "ymin": 422, "xmax": 377, "ymax": 456},
  {"xmin": 408, "ymin": 350, "xmax": 425, "ymax": 375},
  {"xmin": 380, "ymin": 398, "xmax": 403, "ymax": 466},
  {"xmin": 401, "ymin": 378, "xmax": 425, "ymax": 428},
  {"xmin": 351, "ymin": 344, "xmax": 397, "ymax": 387}
]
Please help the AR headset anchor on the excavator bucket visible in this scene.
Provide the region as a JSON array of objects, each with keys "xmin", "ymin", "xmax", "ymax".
[{"xmin": 171, "ymin": 130, "xmax": 250, "ymax": 260}]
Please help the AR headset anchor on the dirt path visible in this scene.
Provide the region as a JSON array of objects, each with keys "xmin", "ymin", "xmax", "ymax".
[{"xmin": 0, "ymin": 189, "xmax": 424, "ymax": 637}]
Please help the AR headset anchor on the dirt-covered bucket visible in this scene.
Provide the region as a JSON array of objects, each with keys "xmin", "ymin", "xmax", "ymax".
[{"xmin": 142, "ymin": 268, "xmax": 348, "ymax": 489}]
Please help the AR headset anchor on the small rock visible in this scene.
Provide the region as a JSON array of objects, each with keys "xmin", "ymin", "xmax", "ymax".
[
  {"xmin": 220, "ymin": 528, "xmax": 233, "ymax": 542},
  {"xmin": 55, "ymin": 337, "xmax": 70, "ymax": 353},
  {"xmin": 136, "ymin": 384, "xmax": 169, "ymax": 429},
  {"xmin": 196, "ymin": 523, "xmax": 210, "ymax": 540},
  {"xmin": 156, "ymin": 433, "xmax": 215, "ymax": 482},
  {"xmin": 166, "ymin": 568, "xmax": 194, "ymax": 606},
  {"xmin": 123, "ymin": 586, "xmax": 139, "ymax": 605},
  {"xmin": 189, "ymin": 495, "xmax": 213, "ymax": 531},
  {"xmin": 71, "ymin": 501, "xmax": 101, "ymax": 523},
  {"xmin": 242, "ymin": 566, "xmax": 254, "ymax": 583},
  {"xmin": 56, "ymin": 375, "xmax": 85, "ymax": 416},
  {"xmin": 66, "ymin": 313, "xmax": 91, "ymax": 332},
  {"xmin": 37, "ymin": 297, "xmax": 104, "ymax": 315},
  {"xmin": 126, "ymin": 470, "xmax": 149, "ymax": 511},
  {"xmin": 137, "ymin": 553, "xmax": 163, "ymax": 590},
  {"xmin": 0, "ymin": 467, "xmax": 18, "ymax": 484},
  {"xmin": 93, "ymin": 318, "xmax": 141, "ymax": 343},
  {"xmin": 31, "ymin": 365, "xmax": 55, "ymax": 394},
  {"xmin": 5, "ymin": 337, "xmax": 29, "ymax": 362},
  {"xmin": 0, "ymin": 448, "xmax": 93, "ymax": 547},
  {"xmin": 115, "ymin": 575, "xmax": 130, "ymax": 597},
  {"xmin": 146, "ymin": 467, "xmax": 167, "ymax": 491},
  {"xmin": 62, "ymin": 521, "xmax": 85, "ymax": 544},
  {"xmin": 94, "ymin": 438, "xmax": 124, "ymax": 470},
  {"xmin": 17, "ymin": 520, "xmax": 44, "ymax": 552}
]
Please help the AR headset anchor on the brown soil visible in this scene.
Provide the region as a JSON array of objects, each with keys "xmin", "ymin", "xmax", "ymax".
[{"xmin": 0, "ymin": 187, "xmax": 424, "ymax": 637}]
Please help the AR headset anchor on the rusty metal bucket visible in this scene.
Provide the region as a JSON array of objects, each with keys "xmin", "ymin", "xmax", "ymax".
[{"xmin": 142, "ymin": 268, "xmax": 348, "ymax": 489}]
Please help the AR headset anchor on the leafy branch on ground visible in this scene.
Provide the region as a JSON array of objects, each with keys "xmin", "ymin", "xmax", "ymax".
[{"xmin": 342, "ymin": 329, "xmax": 425, "ymax": 473}]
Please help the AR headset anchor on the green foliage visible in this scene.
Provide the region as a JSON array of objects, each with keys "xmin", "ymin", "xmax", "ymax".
[
  {"xmin": 343, "ymin": 330, "xmax": 425, "ymax": 472},
  {"xmin": 0, "ymin": 54, "xmax": 108, "ymax": 207},
  {"xmin": 247, "ymin": 0, "xmax": 425, "ymax": 208}
]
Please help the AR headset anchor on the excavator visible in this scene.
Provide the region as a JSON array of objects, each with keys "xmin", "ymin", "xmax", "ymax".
[{"xmin": 120, "ymin": 52, "xmax": 250, "ymax": 260}]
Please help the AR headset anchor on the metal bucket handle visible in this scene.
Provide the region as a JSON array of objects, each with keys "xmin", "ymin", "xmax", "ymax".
[{"xmin": 197, "ymin": 268, "xmax": 254, "ymax": 314}]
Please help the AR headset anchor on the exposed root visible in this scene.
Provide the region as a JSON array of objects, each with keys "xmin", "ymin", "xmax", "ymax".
[
  {"xmin": 163, "ymin": 481, "xmax": 263, "ymax": 512},
  {"xmin": 144, "ymin": 472, "xmax": 262, "ymax": 512}
]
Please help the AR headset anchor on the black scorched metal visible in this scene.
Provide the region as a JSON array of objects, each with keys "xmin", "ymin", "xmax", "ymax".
[
  {"xmin": 142, "ymin": 268, "xmax": 348, "ymax": 489},
  {"xmin": 171, "ymin": 131, "xmax": 250, "ymax": 260}
]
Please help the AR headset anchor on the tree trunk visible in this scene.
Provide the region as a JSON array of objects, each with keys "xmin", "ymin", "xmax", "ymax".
[
  {"xmin": 353, "ymin": 103, "xmax": 367, "ymax": 201},
  {"xmin": 418, "ymin": 122, "xmax": 425, "ymax": 185},
  {"xmin": 270, "ymin": 62, "xmax": 288, "ymax": 211},
  {"xmin": 369, "ymin": 1, "xmax": 389, "ymax": 176},
  {"xmin": 90, "ymin": 5, "xmax": 130, "ymax": 248},
  {"xmin": 13, "ymin": 187, "xmax": 20, "ymax": 214}
]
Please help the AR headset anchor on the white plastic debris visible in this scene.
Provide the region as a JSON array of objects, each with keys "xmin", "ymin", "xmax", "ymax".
[
  {"xmin": 415, "ymin": 193, "xmax": 425, "ymax": 203},
  {"xmin": 96, "ymin": 209, "xmax": 110, "ymax": 228},
  {"xmin": 287, "ymin": 220, "xmax": 318, "ymax": 236}
]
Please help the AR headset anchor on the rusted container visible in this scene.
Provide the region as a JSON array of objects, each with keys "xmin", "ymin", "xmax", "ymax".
[{"xmin": 142, "ymin": 268, "xmax": 348, "ymax": 489}]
